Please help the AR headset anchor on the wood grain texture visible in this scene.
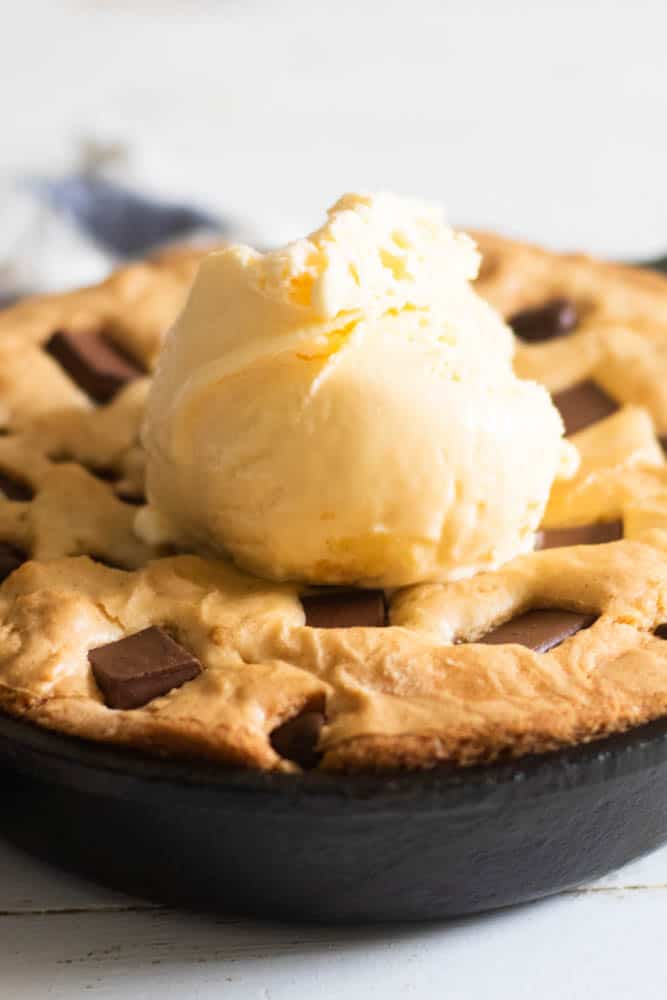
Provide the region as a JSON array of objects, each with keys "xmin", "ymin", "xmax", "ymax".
[
  {"xmin": 1, "ymin": 883, "xmax": 667, "ymax": 999},
  {"xmin": 2, "ymin": 830, "xmax": 667, "ymax": 999}
]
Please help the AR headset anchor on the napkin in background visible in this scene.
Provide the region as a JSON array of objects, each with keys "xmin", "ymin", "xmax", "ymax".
[{"xmin": 0, "ymin": 140, "xmax": 248, "ymax": 305}]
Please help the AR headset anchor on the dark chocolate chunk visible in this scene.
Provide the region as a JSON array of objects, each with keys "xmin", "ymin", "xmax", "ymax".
[
  {"xmin": 552, "ymin": 380, "xmax": 618, "ymax": 436},
  {"xmin": 480, "ymin": 609, "xmax": 596, "ymax": 653},
  {"xmin": 89, "ymin": 625, "xmax": 201, "ymax": 710},
  {"xmin": 0, "ymin": 470, "xmax": 34, "ymax": 501},
  {"xmin": 87, "ymin": 464, "xmax": 118, "ymax": 483},
  {"xmin": 655, "ymin": 624, "xmax": 667, "ymax": 640},
  {"xmin": 270, "ymin": 710, "xmax": 325, "ymax": 769},
  {"xmin": 116, "ymin": 491, "xmax": 146, "ymax": 506},
  {"xmin": 82, "ymin": 464, "xmax": 145, "ymax": 504},
  {"xmin": 0, "ymin": 542, "xmax": 27, "ymax": 583},
  {"xmin": 509, "ymin": 297, "xmax": 578, "ymax": 343},
  {"xmin": 45, "ymin": 330, "xmax": 143, "ymax": 404},
  {"xmin": 302, "ymin": 590, "xmax": 386, "ymax": 628},
  {"xmin": 538, "ymin": 521, "xmax": 623, "ymax": 550},
  {"xmin": 87, "ymin": 553, "xmax": 128, "ymax": 571}
]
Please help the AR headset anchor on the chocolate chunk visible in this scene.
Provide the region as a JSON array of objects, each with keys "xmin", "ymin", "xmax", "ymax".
[
  {"xmin": 0, "ymin": 542, "xmax": 27, "ymax": 583},
  {"xmin": 83, "ymin": 464, "xmax": 145, "ymax": 504},
  {"xmin": 270, "ymin": 710, "xmax": 325, "ymax": 769},
  {"xmin": 302, "ymin": 590, "xmax": 387, "ymax": 628},
  {"xmin": 480, "ymin": 609, "xmax": 596, "ymax": 653},
  {"xmin": 45, "ymin": 330, "xmax": 143, "ymax": 404},
  {"xmin": 509, "ymin": 298, "xmax": 578, "ymax": 343},
  {"xmin": 0, "ymin": 470, "xmax": 34, "ymax": 501},
  {"xmin": 552, "ymin": 380, "xmax": 618, "ymax": 436},
  {"xmin": 538, "ymin": 521, "xmax": 623, "ymax": 550},
  {"xmin": 655, "ymin": 624, "xmax": 667, "ymax": 640},
  {"xmin": 89, "ymin": 626, "xmax": 201, "ymax": 710},
  {"xmin": 117, "ymin": 491, "xmax": 146, "ymax": 507},
  {"xmin": 87, "ymin": 553, "xmax": 128, "ymax": 571},
  {"xmin": 87, "ymin": 464, "xmax": 117, "ymax": 483}
]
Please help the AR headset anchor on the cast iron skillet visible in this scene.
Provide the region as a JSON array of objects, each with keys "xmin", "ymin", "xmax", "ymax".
[
  {"xmin": 3, "ymin": 709, "xmax": 667, "ymax": 922},
  {"xmin": 1, "ymin": 255, "xmax": 666, "ymax": 924}
]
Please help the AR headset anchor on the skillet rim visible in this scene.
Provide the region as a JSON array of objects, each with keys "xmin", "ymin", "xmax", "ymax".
[{"xmin": 3, "ymin": 709, "xmax": 667, "ymax": 815}]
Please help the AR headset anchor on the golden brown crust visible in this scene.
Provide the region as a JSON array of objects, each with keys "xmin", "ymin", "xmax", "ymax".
[
  {"xmin": 1, "ymin": 238, "xmax": 667, "ymax": 772},
  {"xmin": 473, "ymin": 230, "xmax": 667, "ymax": 317},
  {"xmin": 474, "ymin": 231, "xmax": 667, "ymax": 426}
]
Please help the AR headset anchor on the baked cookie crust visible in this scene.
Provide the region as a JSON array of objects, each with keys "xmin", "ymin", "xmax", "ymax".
[{"xmin": 1, "ymin": 236, "xmax": 667, "ymax": 772}]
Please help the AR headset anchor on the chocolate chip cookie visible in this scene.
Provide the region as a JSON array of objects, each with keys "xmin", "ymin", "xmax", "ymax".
[{"xmin": 1, "ymin": 237, "xmax": 667, "ymax": 772}]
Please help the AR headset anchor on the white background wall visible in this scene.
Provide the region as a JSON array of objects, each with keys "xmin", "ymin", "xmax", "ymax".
[{"xmin": 2, "ymin": 0, "xmax": 667, "ymax": 257}]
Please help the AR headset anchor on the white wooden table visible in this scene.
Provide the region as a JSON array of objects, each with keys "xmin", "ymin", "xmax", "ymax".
[
  {"xmin": 3, "ymin": 1, "xmax": 667, "ymax": 995},
  {"xmin": 2, "ymin": 831, "xmax": 667, "ymax": 998}
]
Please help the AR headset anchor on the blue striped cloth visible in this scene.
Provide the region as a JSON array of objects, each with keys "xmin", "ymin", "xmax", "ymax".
[
  {"xmin": 29, "ymin": 174, "xmax": 222, "ymax": 257},
  {"xmin": 0, "ymin": 173, "xmax": 227, "ymax": 305}
]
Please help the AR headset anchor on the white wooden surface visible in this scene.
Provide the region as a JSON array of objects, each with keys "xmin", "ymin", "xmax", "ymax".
[
  {"xmin": 2, "ymin": 833, "xmax": 667, "ymax": 999},
  {"xmin": 2, "ymin": 1, "xmax": 667, "ymax": 996}
]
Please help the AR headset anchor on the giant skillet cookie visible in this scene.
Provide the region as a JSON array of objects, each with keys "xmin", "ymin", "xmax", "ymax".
[{"xmin": 1, "ymin": 236, "xmax": 667, "ymax": 772}]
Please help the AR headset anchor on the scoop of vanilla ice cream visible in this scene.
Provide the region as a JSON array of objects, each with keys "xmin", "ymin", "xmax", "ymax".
[{"xmin": 138, "ymin": 193, "xmax": 576, "ymax": 588}]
